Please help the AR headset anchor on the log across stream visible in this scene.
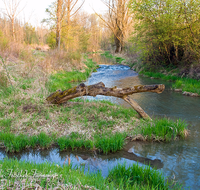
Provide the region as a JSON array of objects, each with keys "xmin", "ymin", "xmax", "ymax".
[{"xmin": 46, "ymin": 82, "xmax": 165, "ymax": 120}]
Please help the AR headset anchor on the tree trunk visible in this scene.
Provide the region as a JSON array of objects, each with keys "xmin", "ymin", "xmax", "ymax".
[
  {"xmin": 11, "ymin": 18, "xmax": 15, "ymax": 41},
  {"xmin": 56, "ymin": 0, "xmax": 62, "ymax": 49},
  {"xmin": 114, "ymin": 35, "xmax": 121, "ymax": 53},
  {"xmin": 46, "ymin": 82, "xmax": 165, "ymax": 120}
]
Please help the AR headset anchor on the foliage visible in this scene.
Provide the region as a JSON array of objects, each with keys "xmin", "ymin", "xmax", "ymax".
[
  {"xmin": 24, "ymin": 24, "xmax": 39, "ymax": 44},
  {"xmin": 0, "ymin": 30, "xmax": 9, "ymax": 50},
  {"xmin": 130, "ymin": 0, "xmax": 200, "ymax": 67},
  {"xmin": 46, "ymin": 31, "xmax": 56, "ymax": 48}
]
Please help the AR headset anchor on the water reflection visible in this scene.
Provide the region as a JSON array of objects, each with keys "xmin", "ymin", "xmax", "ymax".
[{"xmin": 0, "ymin": 147, "xmax": 163, "ymax": 178}]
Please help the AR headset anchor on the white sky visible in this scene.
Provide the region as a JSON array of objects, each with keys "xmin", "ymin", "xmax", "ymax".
[{"xmin": 0, "ymin": 0, "xmax": 107, "ymax": 26}]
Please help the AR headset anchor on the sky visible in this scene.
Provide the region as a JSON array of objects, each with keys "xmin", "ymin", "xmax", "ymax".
[{"xmin": 0, "ymin": 0, "xmax": 107, "ymax": 26}]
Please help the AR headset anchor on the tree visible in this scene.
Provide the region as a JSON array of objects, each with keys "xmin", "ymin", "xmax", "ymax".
[
  {"xmin": 129, "ymin": 0, "xmax": 200, "ymax": 67},
  {"xmin": 24, "ymin": 24, "xmax": 39, "ymax": 44},
  {"xmin": 2, "ymin": 0, "xmax": 25, "ymax": 41},
  {"xmin": 44, "ymin": 0, "xmax": 85, "ymax": 50},
  {"xmin": 96, "ymin": 0, "xmax": 132, "ymax": 53},
  {"xmin": 56, "ymin": 0, "xmax": 62, "ymax": 49}
]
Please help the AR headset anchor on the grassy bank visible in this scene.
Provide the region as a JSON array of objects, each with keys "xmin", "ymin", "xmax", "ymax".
[
  {"xmin": 0, "ymin": 52, "xmax": 188, "ymax": 153},
  {"xmin": 140, "ymin": 70, "xmax": 200, "ymax": 95},
  {"xmin": 0, "ymin": 159, "xmax": 179, "ymax": 189},
  {"xmin": 0, "ymin": 107, "xmax": 187, "ymax": 154}
]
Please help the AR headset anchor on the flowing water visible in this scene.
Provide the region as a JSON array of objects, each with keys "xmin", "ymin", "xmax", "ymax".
[{"xmin": 1, "ymin": 57, "xmax": 200, "ymax": 189}]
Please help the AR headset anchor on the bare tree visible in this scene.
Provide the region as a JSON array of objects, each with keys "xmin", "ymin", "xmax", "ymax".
[
  {"xmin": 2, "ymin": 0, "xmax": 26, "ymax": 41},
  {"xmin": 64, "ymin": 0, "xmax": 85, "ymax": 26},
  {"xmin": 96, "ymin": 0, "xmax": 132, "ymax": 53},
  {"xmin": 56, "ymin": 0, "xmax": 63, "ymax": 49},
  {"xmin": 46, "ymin": 0, "xmax": 85, "ymax": 50}
]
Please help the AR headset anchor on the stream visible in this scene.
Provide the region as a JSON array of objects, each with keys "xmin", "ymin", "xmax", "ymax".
[{"xmin": 1, "ymin": 57, "xmax": 200, "ymax": 189}]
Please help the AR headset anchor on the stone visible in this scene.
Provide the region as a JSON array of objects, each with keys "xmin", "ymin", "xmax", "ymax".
[{"xmin": 174, "ymin": 89, "xmax": 182, "ymax": 92}]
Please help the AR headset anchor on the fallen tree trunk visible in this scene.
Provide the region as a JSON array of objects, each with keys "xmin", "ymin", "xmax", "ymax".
[{"xmin": 46, "ymin": 82, "xmax": 165, "ymax": 120}]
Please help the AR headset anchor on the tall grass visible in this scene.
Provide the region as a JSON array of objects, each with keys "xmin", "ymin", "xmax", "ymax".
[
  {"xmin": 173, "ymin": 78, "xmax": 200, "ymax": 94},
  {"xmin": 0, "ymin": 132, "xmax": 53, "ymax": 152},
  {"xmin": 0, "ymin": 116, "xmax": 188, "ymax": 153},
  {"xmin": 139, "ymin": 118, "xmax": 187, "ymax": 141},
  {"xmin": 0, "ymin": 159, "xmax": 178, "ymax": 189},
  {"xmin": 95, "ymin": 132, "xmax": 126, "ymax": 154},
  {"xmin": 107, "ymin": 163, "xmax": 170, "ymax": 189}
]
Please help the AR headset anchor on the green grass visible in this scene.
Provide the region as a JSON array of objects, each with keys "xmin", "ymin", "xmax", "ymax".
[
  {"xmin": 0, "ymin": 132, "xmax": 54, "ymax": 152},
  {"xmin": 0, "ymin": 159, "xmax": 179, "ymax": 189},
  {"xmin": 101, "ymin": 51, "xmax": 126, "ymax": 64},
  {"xmin": 173, "ymin": 78, "xmax": 200, "ymax": 94},
  {"xmin": 107, "ymin": 163, "xmax": 171, "ymax": 189},
  {"xmin": 140, "ymin": 70, "xmax": 200, "ymax": 95},
  {"xmin": 135, "ymin": 118, "xmax": 187, "ymax": 142},
  {"xmin": 140, "ymin": 71, "xmax": 179, "ymax": 81},
  {"xmin": 95, "ymin": 132, "xmax": 126, "ymax": 154},
  {"xmin": 46, "ymin": 56, "xmax": 98, "ymax": 92},
  {"xmin": 0, "ymin": 116, "xmax": 188, "ymax": 153}
]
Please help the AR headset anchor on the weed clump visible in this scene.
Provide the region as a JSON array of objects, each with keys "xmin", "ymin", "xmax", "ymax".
[
  {"xmin": 138, "ymin": 118, "xmax": 188, "ymax": 142},
  {"xmin": 0, "ymin": 132, "xmax": 53, "ymax": 152},
  {"xmin": 107, "ymin": 163, "xmax": 169, "ymax": 189}
]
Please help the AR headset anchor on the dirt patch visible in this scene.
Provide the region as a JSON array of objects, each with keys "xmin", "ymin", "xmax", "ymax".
[
  {"xmin": 178, "ymin": 64, "xmax": 200, "ymax": 79},
  {"xmin": 22, "ymin": 104, "xmax": 42, "ymax": 114}
]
